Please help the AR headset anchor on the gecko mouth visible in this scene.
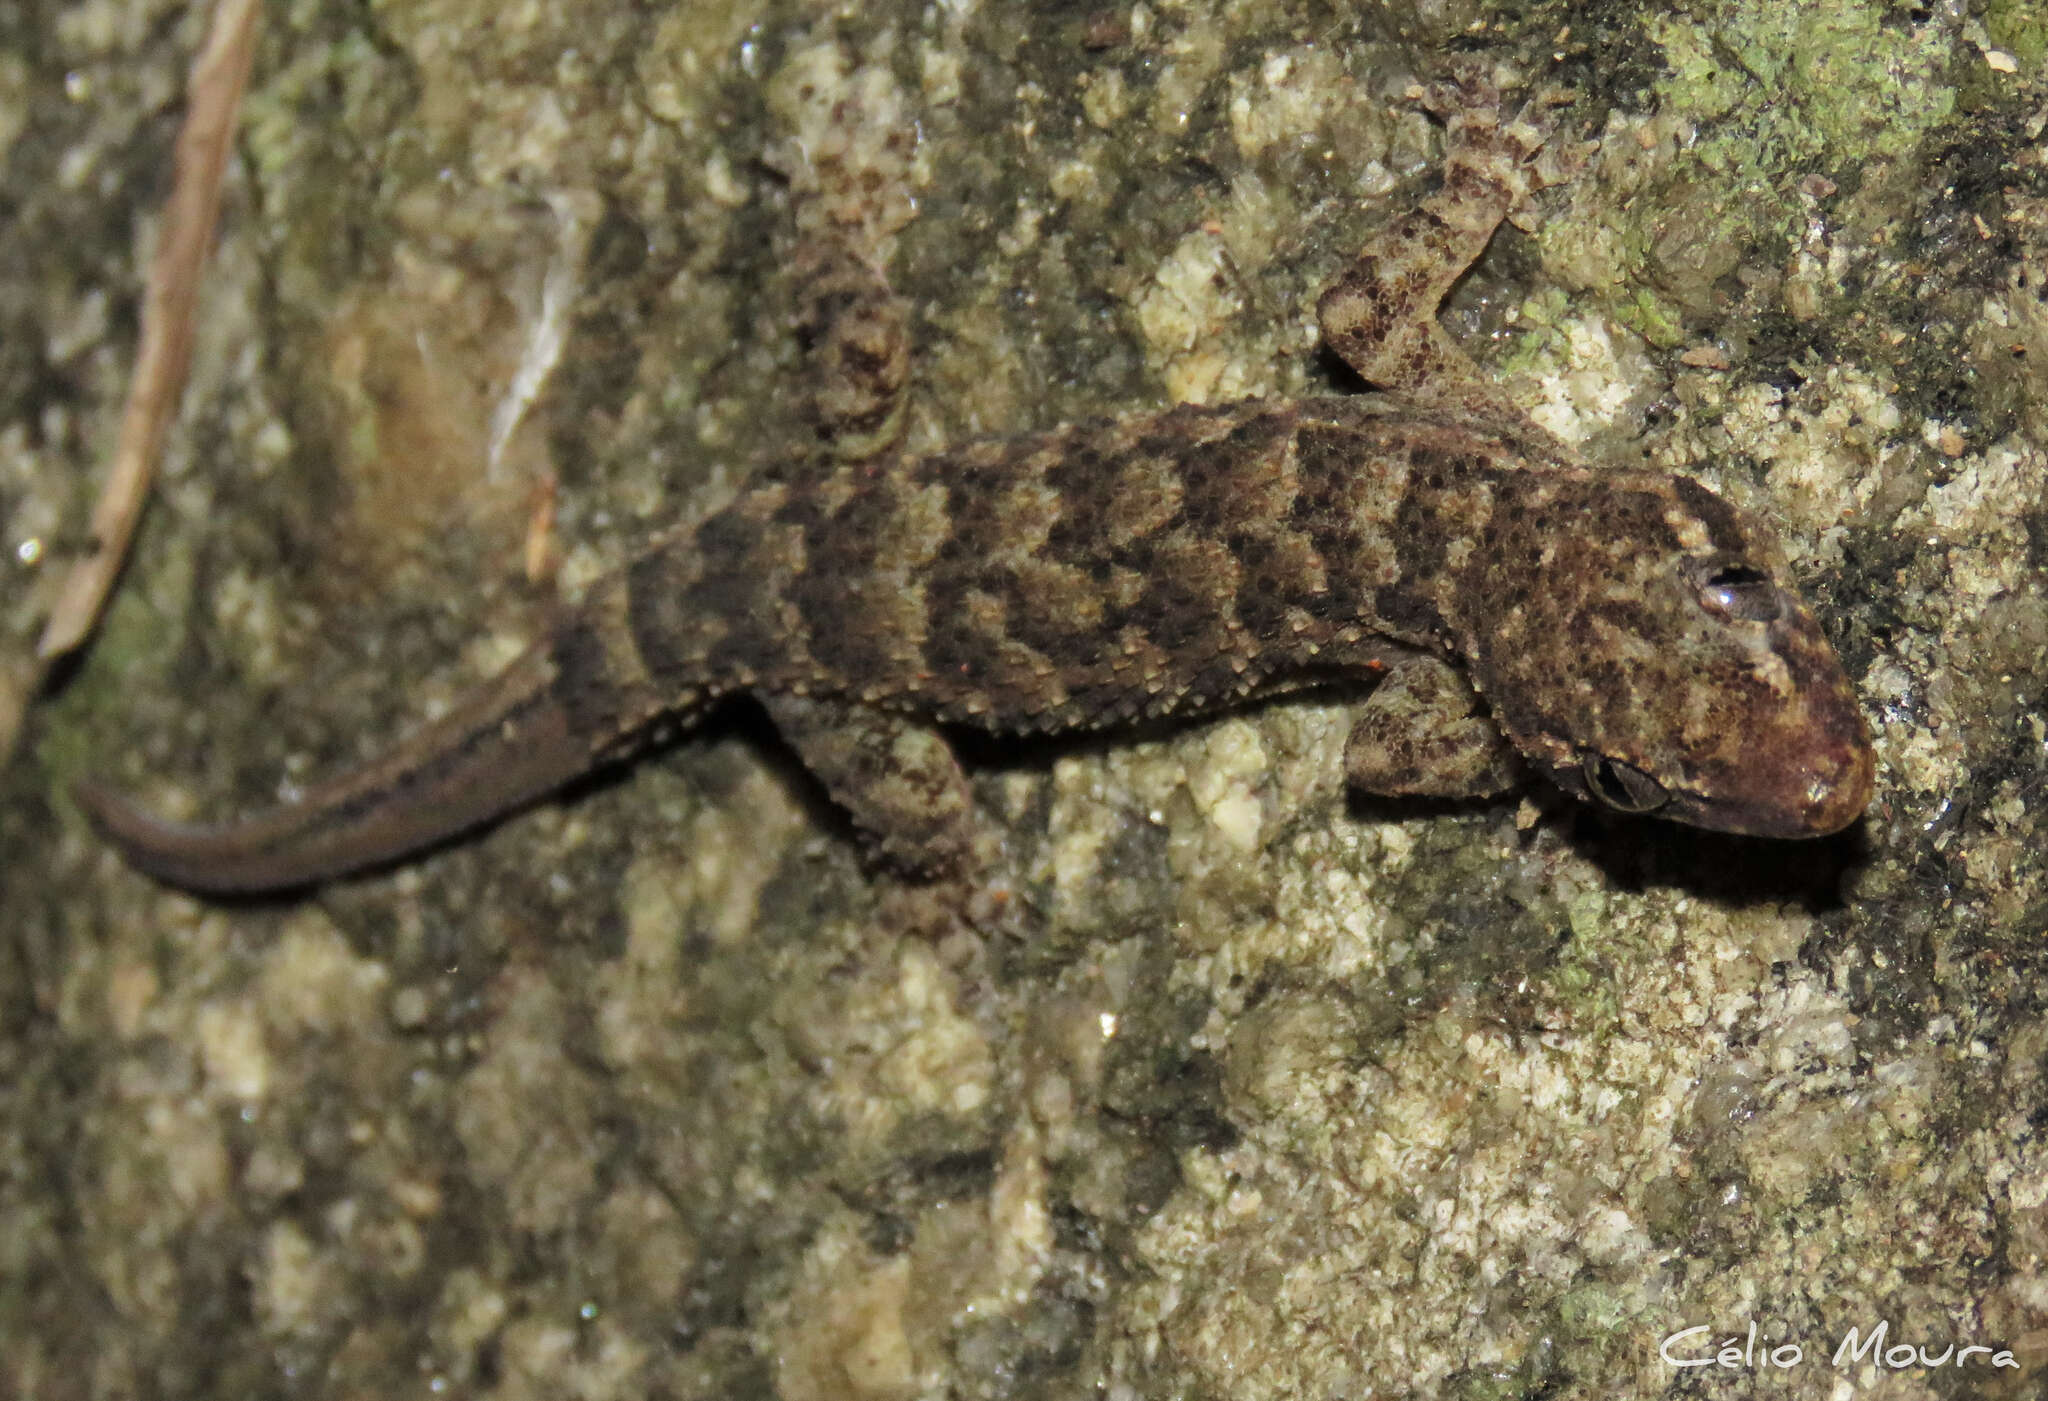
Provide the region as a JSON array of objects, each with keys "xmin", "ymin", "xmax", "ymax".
[
  {"xmin": 1573, "ymin": 735, "xmax": 1872, "ymax": 839},
  {"xmin": 1652, "ymin": 727, "xmax": 1874, "ymax": 839}
]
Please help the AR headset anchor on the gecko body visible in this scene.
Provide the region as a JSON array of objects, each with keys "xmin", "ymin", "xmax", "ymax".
[{"xmin": 78, "ymin": 75, "xmax": 1875, "ymax": 893}]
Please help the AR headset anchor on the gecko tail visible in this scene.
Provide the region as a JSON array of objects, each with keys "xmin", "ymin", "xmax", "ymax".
[{"xmin": 76, "ymin": 638, "xmax": 612, "ymax": 894}]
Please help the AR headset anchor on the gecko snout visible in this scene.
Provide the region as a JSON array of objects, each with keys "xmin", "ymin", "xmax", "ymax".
[{"xmin": 1692, "ymin": 696, "xmax": 1875, "ymax": 838}]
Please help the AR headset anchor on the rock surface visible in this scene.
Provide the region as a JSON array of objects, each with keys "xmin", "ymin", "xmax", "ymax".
[{"xmin": 4, "ymin": 0, "xmax": 2047, "ymax": 1396}]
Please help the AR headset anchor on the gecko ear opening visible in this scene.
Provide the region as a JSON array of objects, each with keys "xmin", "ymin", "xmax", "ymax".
[{"xmin": 1582, "ymin": 754, "xmax": 1669, "ymax": 814}]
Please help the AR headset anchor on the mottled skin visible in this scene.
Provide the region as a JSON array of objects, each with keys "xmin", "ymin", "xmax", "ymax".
[{"xmin": 78, "ymin": 74, "xmax": 1874, "ymax": 894}]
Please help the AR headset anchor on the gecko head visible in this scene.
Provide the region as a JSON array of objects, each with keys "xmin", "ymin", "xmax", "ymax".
[{"xmin": 1466, "ymin": 477, "xmax": 1874, "ymax": 839}]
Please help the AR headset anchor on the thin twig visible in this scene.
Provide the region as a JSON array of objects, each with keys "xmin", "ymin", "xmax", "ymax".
[{"xmin": 37, "ymin": 0, "xmax": 261, "ymax": 662}]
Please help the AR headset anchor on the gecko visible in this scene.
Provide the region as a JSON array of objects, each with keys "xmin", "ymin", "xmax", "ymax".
[{"xmin": 76, "ymin": 72, "xmax": 1876, "ymax": 895}]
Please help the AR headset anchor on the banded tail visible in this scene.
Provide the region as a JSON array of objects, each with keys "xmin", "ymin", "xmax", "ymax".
[{"xmin": 75, "ymin": 628, "xmax": 632, "ymax": 894}]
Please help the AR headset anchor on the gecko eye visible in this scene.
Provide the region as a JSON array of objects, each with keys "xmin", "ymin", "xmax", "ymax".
[
  {"xmin": 1582, "ymin": 754, "xmax": 1669, "ymax": 814},
  {"xmin": 1686, "ymin": 557, "xmax": 1782, "ymax": 623}
]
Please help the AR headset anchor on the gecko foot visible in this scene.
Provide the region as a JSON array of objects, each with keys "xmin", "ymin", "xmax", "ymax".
[
  {"xmin": 1417, "ymin": 64, "xmax": 1593, "ymax": 233},
  {"xmin": 791, "ymin": 240, "xmax": 911, "ymax": 461}
]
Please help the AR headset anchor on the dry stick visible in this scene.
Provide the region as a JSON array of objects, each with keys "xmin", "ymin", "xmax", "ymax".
[{"xmin": 37, "ymin": 0, "xmax": 261, "ymax": 662}]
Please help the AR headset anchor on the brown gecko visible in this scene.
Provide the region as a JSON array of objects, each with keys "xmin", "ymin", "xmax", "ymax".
[{"xmin": 77, "ymin": 73, "xmax": 1875, "ymax": 894}]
